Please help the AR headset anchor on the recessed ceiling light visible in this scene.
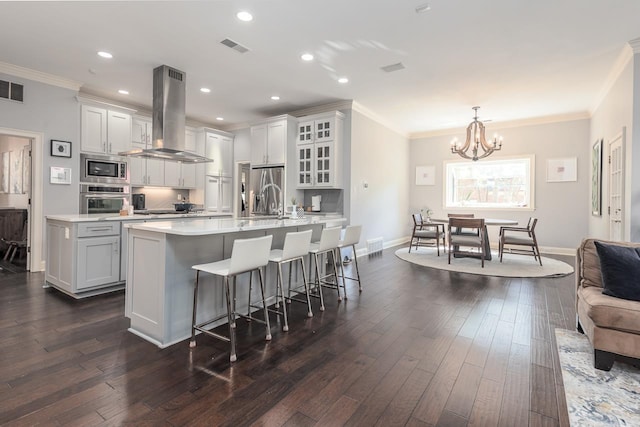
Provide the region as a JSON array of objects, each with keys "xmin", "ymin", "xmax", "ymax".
[
  {"xmin": 200, "ymin": 87, "xmax": 211, "ymax": 93},
  {"xmin": 97, "ymin": 51, "xmax": 113, "ymax": 59},
  {"xmin": 216, "ymin": 117, "xmax": 224, "ymax": 121},
  {"xmin": 236, "ymin": 11, "xmax": 253, "ymax": 22},
  {"xmin": 338, "ymin": 77, "xmax": 349, "ymax": 84},
  {"xmin": 271, "ymin": 95, "xmax": 280, "ymax": 101},
  {"xmin": 118, "ymin": 89, "xmax": 129, "ymax": 95},
  {"xmin": 415, "ymin": 3, "xmax": 431, "ymax": 13},
  {"xmin": 301, "ymin": 53, "xmax": 314, "ymax": 61}
]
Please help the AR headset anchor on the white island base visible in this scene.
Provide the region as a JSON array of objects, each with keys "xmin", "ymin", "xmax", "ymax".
[{"xmin": 125, "ymin": 217, "xmax": 340, "ymax": 348}]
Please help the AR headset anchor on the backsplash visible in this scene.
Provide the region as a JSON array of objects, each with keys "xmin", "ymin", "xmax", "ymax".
[
  {"xmin": 131, "ymin": 187, "xmax": 194, "ymax": 210},
  {"xmin": 303, "ymin": 189, "xmax": 343, "ymax": 213}
]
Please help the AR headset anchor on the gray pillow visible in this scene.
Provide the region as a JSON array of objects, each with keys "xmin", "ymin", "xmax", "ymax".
[{"xmin": 594, "ymin": 241, "xmax": 640, "ymax": 302}]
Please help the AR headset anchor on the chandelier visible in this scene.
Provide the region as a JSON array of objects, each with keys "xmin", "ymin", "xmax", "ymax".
[{"xmin": 450, "ymin": 106, "xmax": 503, "ymax": 161}]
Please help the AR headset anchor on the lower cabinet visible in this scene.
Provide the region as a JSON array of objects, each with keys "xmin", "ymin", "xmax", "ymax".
[{"xmin": 45, "ymin": 220, "xmax": 122, "ymax": 298}]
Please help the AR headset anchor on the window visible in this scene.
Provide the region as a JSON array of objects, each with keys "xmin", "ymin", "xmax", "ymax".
[{"xmin": 445, "ymin": 156, "xmax": 534, "ymax": 209}]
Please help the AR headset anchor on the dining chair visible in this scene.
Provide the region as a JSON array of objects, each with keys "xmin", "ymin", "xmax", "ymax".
[
  {"xmin": 447, "ymin": 213, "xmax": 480, "ymax": 236},
  {"xmin": 409, "ymin": 213, "xmax": 445, "ymax": 255},
  {"xmin": 498, "ymin": 217, "xmax": 542, "ymax": 265},
  {"xmin": 448, "ymin": 217, "xmax": 486, "ymax": 267}
]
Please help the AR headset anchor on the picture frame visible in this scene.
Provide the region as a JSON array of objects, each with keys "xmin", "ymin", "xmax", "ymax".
[
  {"xmin": 415, "ymin": 165, "xmax": 436, "ymax": 186},
  {"xmin": 51, "ymin": 139, "xmax": 71, "ymax": 158},
  {"xmin": 546, "ymin": 157, "xmax": 577, "ymax": 182},
  {"xmin": 592, "ymin": 139, "xmax": 603, "ymax": 216}
]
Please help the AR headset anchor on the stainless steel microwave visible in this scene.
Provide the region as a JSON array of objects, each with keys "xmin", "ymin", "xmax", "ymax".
[{"xmin": 80, "ymin": 153, "xmax": 129, "ymax": 184}]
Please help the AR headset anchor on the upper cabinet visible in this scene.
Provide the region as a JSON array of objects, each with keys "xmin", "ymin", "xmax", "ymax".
[
  {"xmin": 250, "ymin": 116, "xmax": 294, "ymax": 167},
  {"xmin": 203, "ymin": 129, "xmax": 234, "ymax": 177},
  {"xmin": 296, "ymin": 111, "xmax": 344, "ymax": 189},
  {"xmin": 81, "ymin": 105, "xmax": 132, "ymax": 155}
]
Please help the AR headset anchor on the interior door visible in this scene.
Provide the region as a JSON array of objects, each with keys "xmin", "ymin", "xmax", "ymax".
[{"xmin": 608, "ymin": 129, "xmax": 625, "ymax": 241}]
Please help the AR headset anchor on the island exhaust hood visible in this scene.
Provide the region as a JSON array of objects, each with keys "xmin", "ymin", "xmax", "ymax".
[{"xmin": 119, "ymin": 65, "xmax": 212, "ymax": 163}]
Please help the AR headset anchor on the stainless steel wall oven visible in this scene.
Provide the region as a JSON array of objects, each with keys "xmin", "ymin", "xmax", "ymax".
[{"xmin": 80, "ymin": 184, "xmax": 130, "ymax": 214}]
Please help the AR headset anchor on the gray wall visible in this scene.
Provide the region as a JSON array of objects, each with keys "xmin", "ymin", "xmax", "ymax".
[
  {"xmin": 0, "ymin": 72, "xmax": 80, "ymax": 216},
  {"xmin": 349, "ymin": 110, "xmax": 411, "ymax": 249},
  {"xmin": 410, "ymin": 119, "xmax": 591, "ymax": 251}
]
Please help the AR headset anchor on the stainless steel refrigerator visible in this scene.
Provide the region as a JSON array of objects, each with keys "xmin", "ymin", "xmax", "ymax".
[{"xmin": 250, "ymin": 166, "xmax": 284, "ymax": 216}]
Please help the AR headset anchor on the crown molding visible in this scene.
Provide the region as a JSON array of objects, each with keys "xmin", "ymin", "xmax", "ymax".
[
  {"xmin": 290, "ymin": 100, "xmax": 354, "ymax": 117},
  {"xmin": 409, "ymin": 111, "xmax": 591, "ymax": 139},
  {"xmin": 629, "ymin": 37, "xmax": 640, "ymax": 53},
  {"xmin": 0, "ymin": 61, "xmax": 82, "ymax": 91},
  {"xmin": 590, "ymin": 44, "xmax": 634, "ymax": 114},
  {"xmin": 351, "ymin": 101, "xmax": 409, "ymax": 138}
]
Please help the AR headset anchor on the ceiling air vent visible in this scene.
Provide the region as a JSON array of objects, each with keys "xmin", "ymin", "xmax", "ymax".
[
  {"xmin": 381, "ymin": 62, "xmax": 405, "ymax": 73},
  {"xmin": 0, "ymin": 80, "xmax": 24, "ymax": 102},
  {"xmin": 220, "ymin": 38, "xmax": 250, "ymax": 54}
]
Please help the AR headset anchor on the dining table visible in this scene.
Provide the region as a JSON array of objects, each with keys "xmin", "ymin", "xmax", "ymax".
[{"xmin": 427, "ymin": 217, "xmax": 518, "ymax": 261}]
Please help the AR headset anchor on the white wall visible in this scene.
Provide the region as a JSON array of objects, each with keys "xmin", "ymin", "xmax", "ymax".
[
  {"xmin": 589, "ymin": 58, "xmax": 634, "ymax": 240},
  {"xmin": 349, "ymin": 110, "xmax": 411, "ymax": 249},
  {"xmin": 411, "ymin": 119, "xmax": 591, "ymax": 251}
]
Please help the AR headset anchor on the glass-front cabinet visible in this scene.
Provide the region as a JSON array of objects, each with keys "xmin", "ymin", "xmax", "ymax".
[{"xmin": 295, "ymin": 111, "xmax": 344, "ymax": 189}]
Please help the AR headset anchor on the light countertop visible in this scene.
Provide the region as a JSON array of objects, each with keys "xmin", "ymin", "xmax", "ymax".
[
  {"xmin": 46, "ymin": 212, "xmax": 232, "ymax": 223},
  {"xmin": 125, "ymin": 216, "xmax": 346, "ymax": 236}
]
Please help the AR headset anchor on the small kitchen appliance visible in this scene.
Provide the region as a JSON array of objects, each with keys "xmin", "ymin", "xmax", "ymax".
[
  {"xmin": 312, "ymin": 195, "xmax": 322, "ymax": 212},
  {"xmin": 132, "ymin": 194, "xmax": 145, "ymax": 210},
  {"xmin": 80, "ymin": 153, "xmax": 129, "ymax": 185}
]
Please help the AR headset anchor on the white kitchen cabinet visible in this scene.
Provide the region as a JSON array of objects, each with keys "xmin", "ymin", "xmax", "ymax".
[
  {"xmin": 185, "ymin": 128, "xmax": 197, "ymax": 153},
  {"xmin": 45, "ymin": 219, "xmax": 122, "ymax": 298},
  {"xmin": 205, "ymin": 131, "xmax": 233, "ymax": 177},
  {"xmin": 205, "ymin": 175, "xmax": 232, "ymax": 213},
  {"xmin": 130, "ymin": 156, "xmax": 164, "ymax": 186},
  {"xmin": 250, "ymin": 117, "xmax": 292, "ymax": 167},
  {"xmin": 81, "ymin": 105, "xmax": 132, "ymax": 155},
  {"xmin": 296, "ymin": 111, "xmax": 344, "ymax": 189},
  {"xmin": 164, "ymin": 161, "xmax": 197, "ymax": 188}
]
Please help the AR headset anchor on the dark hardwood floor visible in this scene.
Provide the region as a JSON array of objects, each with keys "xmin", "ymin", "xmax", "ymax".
[{"xmin": 0, "ymin": 247, "xmax": 574, "ymax": 426}]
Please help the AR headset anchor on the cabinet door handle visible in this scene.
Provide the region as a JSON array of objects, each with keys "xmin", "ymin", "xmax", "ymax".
[
  {"xmin": 88, "ymin": 227, "xmax": 112, "ymax": 232},
  {"xmin": 114, "ymin": 242, "xmax": 119, "ymax": 254},
  {"xmin": 109, "ymin": 143, "xmax": 113, "ymax": 153}
]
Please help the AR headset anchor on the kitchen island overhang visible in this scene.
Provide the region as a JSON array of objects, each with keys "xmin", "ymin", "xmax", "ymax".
[{"xmin": 125, "ymin": 216, "xmax": 345, "ymax": 348}]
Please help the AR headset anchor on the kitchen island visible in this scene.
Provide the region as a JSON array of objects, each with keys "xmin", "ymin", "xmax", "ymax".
[{"xmin": 125, "ymin": 216, "xmax": 344, "ymax": 348}]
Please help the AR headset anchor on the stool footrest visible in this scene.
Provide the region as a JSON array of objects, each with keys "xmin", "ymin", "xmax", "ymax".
[
  {"xmin": 237, "ymin": 311, "xmax": 268, "ymax": 326},
  {"xmin": 193, "ymin": 326, "xmax": 231, "ymax": 343}
]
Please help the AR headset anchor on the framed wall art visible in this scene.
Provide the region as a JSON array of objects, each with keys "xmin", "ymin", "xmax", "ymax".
[
  {"xmin": 415, "ymin": 165, "xmax": 435, "ymax": 186},
  {"xmin": 546, "ymin": 157, "xmax": 577, "ymax": 182},
  {"xmin": 591, "ymin": 139, "xmax": 603, "ymax": 216},
  {"xmin": 51, "ymin": 139, "xmax": 72, "ymax": 158}
]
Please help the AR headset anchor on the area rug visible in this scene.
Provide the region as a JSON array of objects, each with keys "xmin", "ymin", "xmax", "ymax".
[
  {"xmin": 394, "ymin": 246, "xmax": 573, "ymax": 278},
  {"xmin": 555, "ymin": 328, "xmax": 640, "ymax": 426}
]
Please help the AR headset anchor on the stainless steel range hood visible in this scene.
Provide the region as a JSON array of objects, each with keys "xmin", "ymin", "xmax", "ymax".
[{"xmin": 120, "ymin": 65, "xmax": 212, "ymax": 163}]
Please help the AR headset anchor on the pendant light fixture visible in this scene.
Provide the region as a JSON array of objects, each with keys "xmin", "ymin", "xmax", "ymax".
[{"xmin": 450, "ymin": 106, "xmax": 503, "ymax": 161}]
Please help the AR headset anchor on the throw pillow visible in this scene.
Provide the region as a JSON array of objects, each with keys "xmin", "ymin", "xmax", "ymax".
[{"xmin": 594, "ymin": 241, "xmax": 640, "ymax": 302}]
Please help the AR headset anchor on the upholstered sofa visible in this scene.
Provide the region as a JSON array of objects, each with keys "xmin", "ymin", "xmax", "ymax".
[{"xmin": 576, "ymin": 238, "xmax": 640, "ymax": 370}]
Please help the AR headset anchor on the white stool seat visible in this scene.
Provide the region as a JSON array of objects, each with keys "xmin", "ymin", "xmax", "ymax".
[{"xmin": 191, "ymin": 259, "xmax": 232, "ymax": 276}]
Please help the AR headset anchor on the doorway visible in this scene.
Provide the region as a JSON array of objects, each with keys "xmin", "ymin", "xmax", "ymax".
[
  {"xmin": 0, "ymin": 134, "xmax": 31, "ymax": 271},
  {"xmin": 0, "ymin": 127, "xmax": 42, "ymax": 272}
]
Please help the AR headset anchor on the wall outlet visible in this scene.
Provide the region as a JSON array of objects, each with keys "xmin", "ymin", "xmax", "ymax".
[{"xmin": 177, "ymin": 194, "xmax": 182, "ymax": 201}]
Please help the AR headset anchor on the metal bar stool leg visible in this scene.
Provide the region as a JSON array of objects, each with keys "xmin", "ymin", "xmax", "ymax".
[
  {"xmin": 313, "ymin": 253, "xmax": 325, "ymax": 311},
  {"xmin": 246, "ymin": 270, "xmax": 253, "ymax": 319},
  {"xmin": 337, "ymin": 247, "xmax": 347, "ymax": 300},
  {"xmin": 224, "ymin": 276, "xmax": 237, "ymax": 362},
  {"xmin": 351, "ymin": 244, "xmax": 362, "ymax": 292},
  {"xmin": 277, "ymin": 263, "xmax": 289, "ymax": 332},
  {"xmin": 257, "ymin": 268, "xmax": 272, "ymax": 340},
  {"xmin": 299, "ymin": 257, "xmax": 313, "ymax": 318},
  {"xmin": 190, "ymin": 271, "xmax": 200, "ymax": 348}
]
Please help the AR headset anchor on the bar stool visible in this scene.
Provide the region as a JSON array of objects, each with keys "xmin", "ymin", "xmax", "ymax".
[
  {"xmin": 190, "ymin": 235, "xmax": 273, "ymax": 363},
  {"xmin": 308, "ymin": 226, "xmax": 342, "ymax": 309},
  {"xmin": 267, "ymin": 229, "xmax": 313, "ymax": 332},
  {"xmin": 336, "ymin": 225, "xmax": 363, "ymax": 298}
]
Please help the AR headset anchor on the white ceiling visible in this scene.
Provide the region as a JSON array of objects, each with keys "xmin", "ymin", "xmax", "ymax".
[{"xmin": 1, "ymin": 1, "xmax": 639, "ymax": 136}]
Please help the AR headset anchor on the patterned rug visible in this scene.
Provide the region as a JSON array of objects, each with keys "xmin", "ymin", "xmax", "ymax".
[
  {"xmin": 555, "ymin": 328, "xmax": 640, "ymax": 426},
  {"xmin": 395, "ymin": 246, "xmax": 573, "ymax": 278}
]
